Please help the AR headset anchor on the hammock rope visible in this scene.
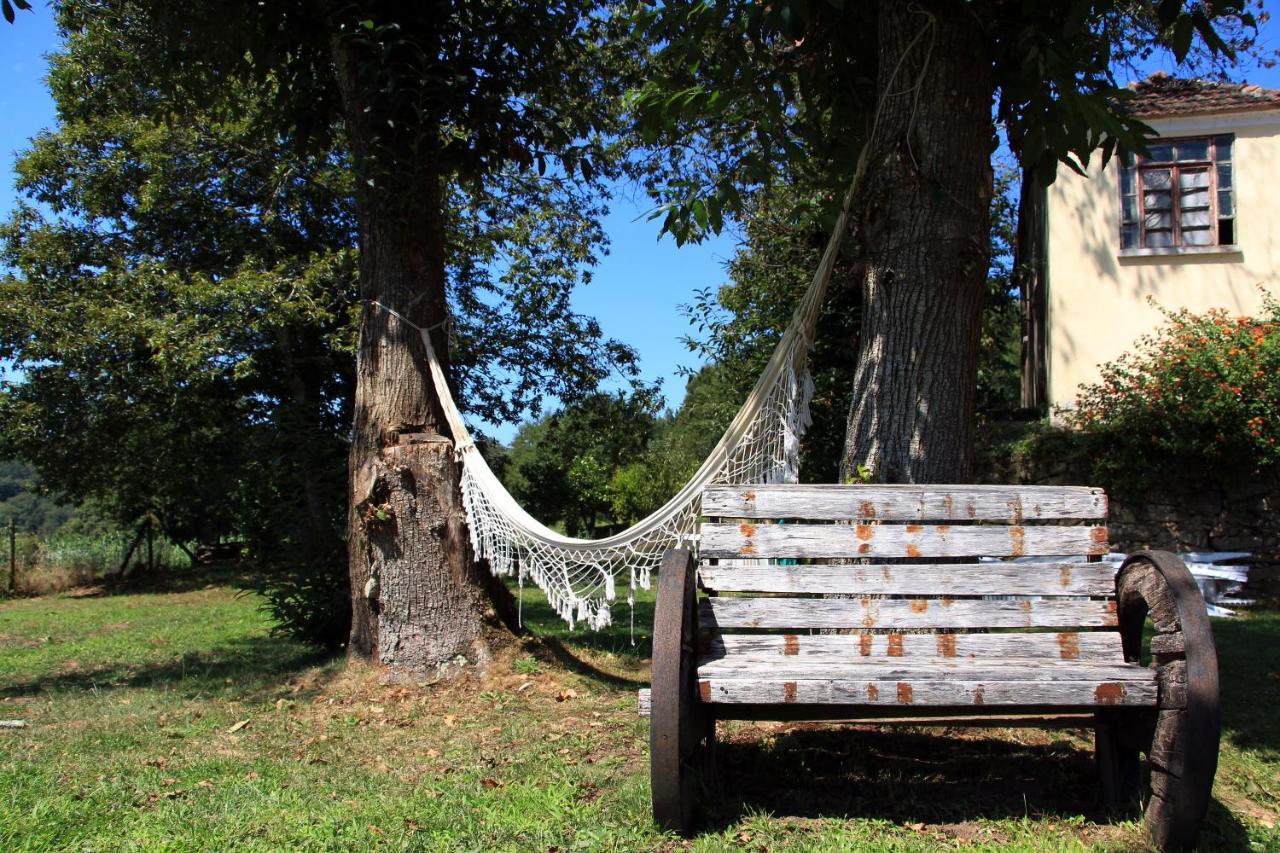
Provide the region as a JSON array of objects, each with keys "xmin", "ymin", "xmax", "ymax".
[{"xmin": 374, "ymin": 168, "xmax": 862, "ymax": 630}]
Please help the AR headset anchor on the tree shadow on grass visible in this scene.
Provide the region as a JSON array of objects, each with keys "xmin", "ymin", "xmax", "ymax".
[
  {"xmin": 0, "ymin": 635, "xmax": 338, "ymax": 700},
  {"xmin": 36, "ymin": 562, "xmax": 261, "ymax": 600},
  {"xmin": 1211, "ymin": 610, "xmax": 1280, "ymax": 757},
  {"xmin": 700, "ymin": 725, "xmax": 1247, "ymax": 845},
  {"xmin": 507, "ymin": 579, "xmax": 655, "ymax": 685}
]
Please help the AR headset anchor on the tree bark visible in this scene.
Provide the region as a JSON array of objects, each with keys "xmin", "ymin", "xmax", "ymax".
[
  {"xmin": 840, "ymin": 1, "xmax": 995, "ymax": 484},
  {"xmin": 1016, "ymin": 165, "xmax": 1048, "ymax": 413},
  {"xmin": 330, "ymin": 25, "xmax": 492, "ymax": 676}
]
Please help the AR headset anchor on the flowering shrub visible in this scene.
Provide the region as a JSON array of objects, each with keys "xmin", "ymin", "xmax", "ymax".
[{"xmin": 1068, "ymin": 292, "xmax": 1280, "ymax": 484}]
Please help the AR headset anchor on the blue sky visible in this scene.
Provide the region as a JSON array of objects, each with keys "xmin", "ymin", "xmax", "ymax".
[{"xmin": 2, "ymin": 4, "xmax": 1279, "ymax": 444}]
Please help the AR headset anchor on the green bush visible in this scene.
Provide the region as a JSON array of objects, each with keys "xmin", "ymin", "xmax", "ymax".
[{"xmin": 1067, "ymin": 291, "xmax": 1280, "ymax": 488}]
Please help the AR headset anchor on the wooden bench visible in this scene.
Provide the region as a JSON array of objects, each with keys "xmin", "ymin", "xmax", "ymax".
[{"xmin": 642, "ymin": 484, "xmax": 1220, "ymax": 851}]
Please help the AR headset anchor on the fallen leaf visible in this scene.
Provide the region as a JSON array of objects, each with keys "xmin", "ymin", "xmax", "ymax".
[
  {"xmin": 907, "ymin": 822, "xmax": 926, "ymax": 832},
  {"xmin": 555, "ymin": 689, "xmax": 578, "ymax": 703},
  {"xmin": 227, "ymin": 719, "xmax": 250, "ymax": 734},
  {"xmin": 368, "ymin": 825, "xmax": 385, "ymax": 837},
  {"xmin": 245, "ymin": 772, "xmax": 260, "ymax": 781},
  {"xmin": 443, "ymin": 715, "xmax": 457, "ymax": 728},
  {"xmin": 425, "ymin": 748, "xmax": 440, "ymax": 758},
  {"xmin": 197, "ymin": 780, "xmax": 214, "ymax": 790},
  {"xmin": 737, "ymin": 832, "xmax": 753, "ymax": 843},
  {"xmin": 481, "ymin": 777, "xmax": 504, "ymax": 789},
  {"xmin": 404, "ymin": 819, "xmax": 420, "ymax": 832},
  {"xmin": 516, "ymin": 682, "xmax": 534, "ymax": 692}
]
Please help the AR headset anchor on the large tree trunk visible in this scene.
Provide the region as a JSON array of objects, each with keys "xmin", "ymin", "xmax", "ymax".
[
  {"xmin": 840, "ymin": 1, "xmax": 995, "ymax": 484},
  {"xmin": 330, "ymin": 27, "xmax": 492, "ymax": 676}
]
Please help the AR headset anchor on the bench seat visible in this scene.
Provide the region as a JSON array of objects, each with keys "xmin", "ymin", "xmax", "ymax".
[{"xmin": 697, "ymin": 659, "xmax": 1158, "ymax": 706}]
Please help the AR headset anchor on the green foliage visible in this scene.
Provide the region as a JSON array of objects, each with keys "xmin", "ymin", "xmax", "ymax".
[
  {"xmin": 629, "ymin": 0, "xmax": 876, "ymax": 244},
  {"xmin": 0, "ymin": 461, "xmax": 74, "ymax": 534},
  {"xmin": 977, "ymin": 161, "xmax": 1025, "ymax": 418},
  {"xmin": 1068, "ymin": 292, "xmax": 1280, "ymax": 489},
  {"xmin": 676, "ymin": 178, "xmax": 861, "ymax": 481},
  {"xmin": 2, "ymin": 1, "xmax": 648, "ymax": 647},
  {"xmin": 504, "ymin": 392, "xmax": 661, "ymax": 536},
  {"xmin": 630, "ymin": 0, "xmax": 1258, "ymax": 243}
]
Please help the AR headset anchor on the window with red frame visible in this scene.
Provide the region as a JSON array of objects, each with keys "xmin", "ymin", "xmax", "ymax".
[{"xmin": 1119, "ymin": 135, "xmax": 1235, "ymax": 250}]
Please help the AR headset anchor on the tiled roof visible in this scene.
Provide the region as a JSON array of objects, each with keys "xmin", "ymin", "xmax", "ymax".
[{"xmin": 1125, "ymin": 73, "xmax": 1280, "ymax": 117}]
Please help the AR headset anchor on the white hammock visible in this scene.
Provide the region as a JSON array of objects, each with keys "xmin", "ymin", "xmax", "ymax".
[{"xmin": 383, "ymin": 178, "xmax": 857, "ymax": 630}]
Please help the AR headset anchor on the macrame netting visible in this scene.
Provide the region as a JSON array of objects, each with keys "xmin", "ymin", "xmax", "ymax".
[{"xmin": 390, "ymin": 179, "xmax": 857, "ymax": 630}]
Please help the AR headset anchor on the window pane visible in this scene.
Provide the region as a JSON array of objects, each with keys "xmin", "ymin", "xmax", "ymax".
[
  {"xmin": 1145, "ymin": 209, "xmax": 1173, "ymax": 228},
  {"xmin": 1122, "ymin": 196, "xmax": 1138, "ymax": 221},
  {"xmin": 1145, "ymin": 229, "xmax": 1173, "ymax": 248},
  {"xmin": 1177, "ymin": 140, "xmax": 1209, "ymax": 160},
  {"xmin": 1220, "ymin": 219, "xmax": 1235, "ymax": 244},
  {"xmin": 1144, "ymin": 189, "xmax": 1172, "ymax": 209},
  {"xmin": 1120, "ymin": 168, "xmax": 1135, "ymax": 194},
  {"xmin": 1147, "ymin": 142, "xmax": 1175, "ymax": 162},
  {"xmin": 1218, "ymin": 163, "xmax": 1232, "ymax": 189},
  {"xmin": 1179, "ymin": 169, "xmax": 1209, "ymax": 189},
  {"xmin": 1219, "ymin": 190, "xmax": 1234, "ymax": 216},
  {"xmin": 1142, "ymin": 169, "xmax": 1172, "ymax": 189},
  {"xmin": 1122, "ymin": 225, "xmax": 1138, "ymax": 248},
  {"xmin": 1215, "ymin": 135, "xmax": 1233, "ymax": 162},
  {"xmin": 1181, "ymin": 208, "xmax": 1211, "ymax": 228},
  {"xmin": 1183, "ymin": 228, "xmax": 1213, "ymax": 246},
  {"xmin": 1181, "ymin": 188, "xmax": 1210, "ymax": 208}
]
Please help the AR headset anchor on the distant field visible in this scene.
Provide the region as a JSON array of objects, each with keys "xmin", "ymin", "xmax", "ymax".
[{"xmin": 0, "ymin": 574, "xmax": 1276, "ymax": 850}]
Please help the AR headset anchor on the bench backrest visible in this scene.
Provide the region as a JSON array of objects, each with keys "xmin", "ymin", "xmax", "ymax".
[{"xmin": 698, "ymin": 484, "xmax": 1123, "ymax": 662}]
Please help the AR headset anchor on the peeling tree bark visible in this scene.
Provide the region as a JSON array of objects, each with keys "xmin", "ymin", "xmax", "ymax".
[{"xmin": 840, "ymin": 1, "xmax": 995, "ymax": 484}]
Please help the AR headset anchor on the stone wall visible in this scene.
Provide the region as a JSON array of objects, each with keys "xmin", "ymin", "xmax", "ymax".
[
  {"xmin": 1105, "ymin": 477, "xmax": 1280, "ymax": 561},
  {"xmin": 976, "ymin": 422, "xmax": 1280, "ymax": 562}
]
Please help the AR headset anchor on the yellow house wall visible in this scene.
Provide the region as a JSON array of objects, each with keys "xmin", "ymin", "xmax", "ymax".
[{"xmin": 1045, "ymin": 109, "xmax": 1280, "ymax": 412}]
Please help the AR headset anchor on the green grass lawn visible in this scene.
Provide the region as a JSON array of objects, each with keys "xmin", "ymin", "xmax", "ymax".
[{"xmin": 1, "ymin": 575, "xmax": 1276, "ymax": 851}]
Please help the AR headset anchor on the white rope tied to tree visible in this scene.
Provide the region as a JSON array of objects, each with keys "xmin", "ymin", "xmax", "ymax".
[{"xmin": 374, "ymin": 172, "xmax": 860, "ymax": 630}]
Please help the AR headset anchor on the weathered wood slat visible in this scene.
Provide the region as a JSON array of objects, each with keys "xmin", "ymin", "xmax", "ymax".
[
  {"xmin": 703, "ymin": 484, "xmax": 1108, "ymax": 522},
  {"xmin": 698, "ymin": 562, "xmax": 1116, "ymax": 597},
  {"xmin": 639, "ymin": 687, "xmax": 1109, "ymax": 725},
  {"xmin": 699, "ymin": 677, "xmax": 1157, "ymax": 707},
  {"xmin": 696, "ymin": 658, "xmax": 1152, "ymax": 683},
  {"xmin": 701, "ymin": 596, "xmax": 1119, "ymax": 630},
  {"xmin": 700, "ymin": 522, "xmax": 1109, "ymax": 560},
  {"xmin": 703, "ymin": 632, "xmax": 1124, "ymax": 662}
]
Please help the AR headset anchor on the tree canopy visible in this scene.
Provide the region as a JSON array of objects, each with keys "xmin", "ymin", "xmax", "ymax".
[{"xmin": 0, "ymin": 0, "xmax": 647, "ymax": 650}]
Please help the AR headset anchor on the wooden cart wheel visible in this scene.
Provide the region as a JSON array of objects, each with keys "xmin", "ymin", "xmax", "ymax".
[
  {"xmin": 650, "ymin": 547, "xmax": 711, "ymax": 834},
  {"xmin": 1116, "ymin": 551, "xmax": 1221, "ymax": 852}
]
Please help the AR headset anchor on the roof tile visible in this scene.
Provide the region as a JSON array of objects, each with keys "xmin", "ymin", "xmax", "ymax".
[{"xmin": 1125, "ymin": 73, "xmax": 1280, "ymax": 117}]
